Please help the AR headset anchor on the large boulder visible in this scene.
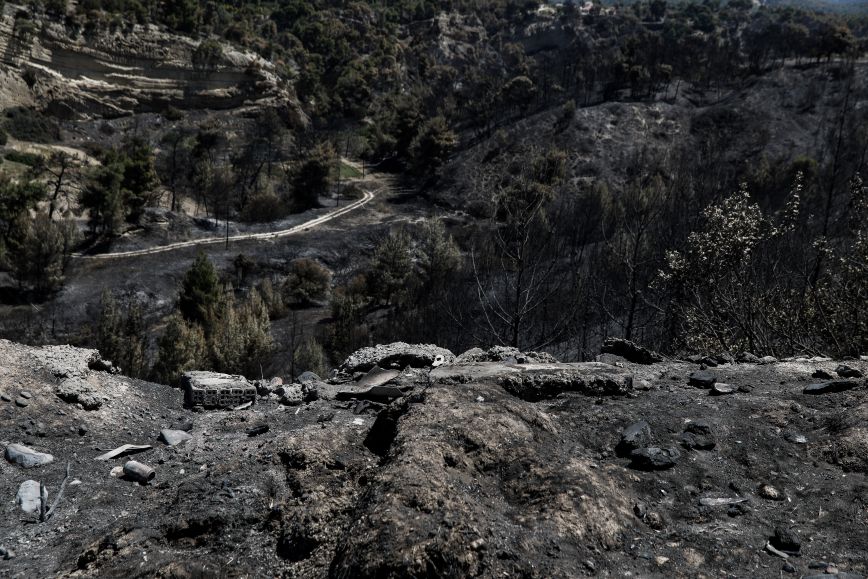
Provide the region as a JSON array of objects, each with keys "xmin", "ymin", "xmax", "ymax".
[
  {"xmin": 5, "ymin": 443, "xmax": 54, "ymax": 468},
  {"xmin": 56, "ymin": 377, "xmax": 105, "ymax": 410},
  {"xmin": 600, "ymin": 338, "xmax": 663, "ymax": 364},
  {"xmin": 339, "ymin": 343, "xmax": 455, "ymax": 373}
]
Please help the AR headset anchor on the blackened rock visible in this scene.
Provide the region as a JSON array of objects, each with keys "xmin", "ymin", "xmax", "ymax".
[
  {"xmin": 803, "ymin": 381, "xmax": 860, "ymax": 395},
  {"xmin": 812, "ymin": 369, "xmax": 834, "ymax": 379},
  {"xmin": 629, "ymin": 447, "xmax": 680, "ymax": 470},
  {"xmin": 700, "ymin": 357, "xmax": 719, "ymax": 368},
  {"xmin": 680, "ymin": 421, "xmax": 716, "ymax": 450},
  {"xmin": 172, "ymin": 421, "xmax": 194, "ymax": 432},
  {"xmin": 771, "ymin": 527, "xmax": 801, "ymax": 553},
  {"xmin": 600, "ymin": 338, "xmax": 663, "ymax": 364},
  {"xmin": 301, "ymin": 381, "xmax": 319, "ymax": 402},
  {"xmin": 727, "ymin": 503, "xmax": 751, "ymax": 517},
  {"xmin": 689, "ymin": 371, "xmax": 716, "ymax": 388},
  {"xmin": 615, "ymin": 420, "xmax": 652, "ymax": 457},
  {"xmin": 246, "ymin": 424, "xmax": 270, "ymax": 437},
  {"xmin": 685, "ymin": 420, "xmax": 712, "ymax": 435},
  {"xmin": 836, "ymin": 365, "xmax": 864, "ymax": 378},
  {"xmin": 680, "ymin": 432, "xmax": 716, "ymax": 450},
  {"xmin": 782, "ymin": 562, "xmax": 796, "ymax": 573}
]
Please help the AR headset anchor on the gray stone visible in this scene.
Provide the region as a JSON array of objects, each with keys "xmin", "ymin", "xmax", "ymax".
[
  {"xmin": 736, "ymin": 351, "xmax": 761, "ymax": 363},
  {"xmin": 355, "ymin": 366, "xmax": 401, "ymax": 389},
  {"xmin": 615, "ymin": 420, "xmax": 652, "ymax": 457},
  {"xmin": 296, "ymin": 372, "xmax": 320, "ymax": 384},
  {"xmin": 759, "ymin": 356, "xmax": 778, "ymax": 364},
  {"xmin": 689, "ymin": 371, "xmax": 716, "ymax": 388},
  {"xmin": 710, "ymin": 383, "xmax": 735, "ymax": 395},
  {"xmin": 56, "ymin": 377, "xmax": 104, "ymax": 410},
  {"xmin": 16, "ymin": 480, "xmax": 43, "ymax": 514},
  {"xmin": 19, "ymin": 390, "xmax": 32, "ymax": 399},
  {"xmin": 0, "ymin": 392, "xmax": 10, "ymax": 402},
  {"xmin": 629, "ymin": 447, "xmax": 680, "ymax": 470},
  {"xmin": 5, "ymin": 443, "xmax": 54, "ymax": 468},
  {"xmin": 836, "ymin": 364, "xmax": 864, "ymax": 378},
  {"xmin": 758, "ymin": 483, "xmax": 783, "ymax": 501},
  {"xmin": 784, "ymin": 432, "xmax": 807, "ymax": 444},
  {"xmin": 280, "ymin": 384, "xmax": 304, "ymax": 406},
  {"xmin": 0, "ymin": 546, "xmax": 14, "ymax": 560},
  {"xmin": 14, "ymin": 397, "xmax": 30, "ymax": 407},
  {"xmin": 803, "ymin": 381, "xmax": 860, "ymax": 395},
  {"xmin": 782, "ymin": 562, "xmax": 796, "ymax": 573},
  {"xmin": 159, "ymin": 429, "xmax": 192, "ymax": 446}
]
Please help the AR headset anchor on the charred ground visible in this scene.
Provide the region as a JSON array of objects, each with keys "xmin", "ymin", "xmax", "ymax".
[{"xmin": 1, "ymin": 340, "xmax": 867, "ymax": 578}]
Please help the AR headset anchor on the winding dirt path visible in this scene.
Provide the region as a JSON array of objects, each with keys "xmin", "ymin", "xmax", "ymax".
[{"xmin": 73, "ymin": 187, "xmax": 379, "ymax": 260}]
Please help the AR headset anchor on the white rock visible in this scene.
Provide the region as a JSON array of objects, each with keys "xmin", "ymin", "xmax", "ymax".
[{"xmin": 16, "ymin": 480, "xmax": 43, "ymax": 514}]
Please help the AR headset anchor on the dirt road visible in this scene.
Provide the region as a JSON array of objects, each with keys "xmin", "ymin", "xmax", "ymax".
[{"xmin": 73, "ymin": 187, "xmax": 379, "ymax": 260}]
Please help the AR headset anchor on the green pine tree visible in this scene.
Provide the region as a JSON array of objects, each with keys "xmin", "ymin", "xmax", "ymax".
[{"xmin": 179, "ymin": 252, "xmax": 221, "ymax": 328}]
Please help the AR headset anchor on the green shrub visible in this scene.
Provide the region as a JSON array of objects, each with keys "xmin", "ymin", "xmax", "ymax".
[
  {"xmin": 4, "ymin": 150, "xmax": 42, "ymax": 166},
  {"xmin": 2, "ymin": 107, "xmax": 60, "ymax": 143}
]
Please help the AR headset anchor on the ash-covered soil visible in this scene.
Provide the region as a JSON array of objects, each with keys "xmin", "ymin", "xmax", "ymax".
[{"xmin": 1, "ymin": 340, "xmax": 867, "ymax": 578}]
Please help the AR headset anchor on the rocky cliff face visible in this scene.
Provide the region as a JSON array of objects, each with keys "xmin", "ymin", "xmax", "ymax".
[
  {"xmin": 0, "ymin": 339, "xmax": 867, "ymax": 578},
  {"xmin": 0, "ymin": 4, "xmax": 303, "ymax": 121}
]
